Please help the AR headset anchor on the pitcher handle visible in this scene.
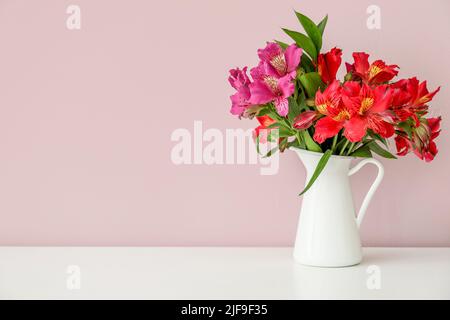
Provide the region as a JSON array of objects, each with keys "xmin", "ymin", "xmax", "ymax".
[{"xmin": 348, "ymin": 158, "xmax": 384, "ymax": 228}]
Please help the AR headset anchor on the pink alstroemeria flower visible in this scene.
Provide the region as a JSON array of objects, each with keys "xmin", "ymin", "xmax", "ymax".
[
  {"xmin": 257, "ymin": 42, "xmax": 302, "ymax": 78},
  {"xmin": 228, "ymin": 67, "xmax": 252, "ymax": 117},
  {"xmin": 248, "ymin": 43, "xmax": 301, "ymax": 117},
  {"xmin": 249, "ymin": 74, "xmax": 294, "ymax": 117}
]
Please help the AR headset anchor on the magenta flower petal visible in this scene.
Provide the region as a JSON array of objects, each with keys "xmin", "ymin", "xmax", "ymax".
[
  {"xmin": 249, "ymin": 81, "xmax": 275, "ymax": 105},
  {"xmin": 257, "ymin": 42, "xmax": 282, "ymax": 62},
  {"xmin": 274, "ymin": 97, "xmax": 289, "ymax": 117},
  {"xmin": 284, "ymin": 44, "xmax": 302, "ymax": 75},
  {"xmin": 228, "ymin": 67, "xmax": 252, "ymax": 117},
  {"xmin": 229, "ymin": 88, "xmax": 249, "ymax": 116},
  {"xmin": 230, "ymin": 97, "xmax": 246, "ymax": 116},
  {"xmin": 228, "ymin": 67, "xmax": 250, "ymax": 90},
  {"xmin": 250, "ymin": 61, "xmax": 271, "ymax": 81},
  {"xmin": 278, "ymin": 75, "xmax": 295, "ymax": 98}
]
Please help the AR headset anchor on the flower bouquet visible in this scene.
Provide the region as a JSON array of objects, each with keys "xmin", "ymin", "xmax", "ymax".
[{"xmin": 227, "ymin": 11, "xmax": 442, "ymax": 267}]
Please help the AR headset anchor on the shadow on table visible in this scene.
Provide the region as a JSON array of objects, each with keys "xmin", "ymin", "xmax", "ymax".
[{"xmin": 290, "ymin": 249, "xmax": 400, "ymax": 299}]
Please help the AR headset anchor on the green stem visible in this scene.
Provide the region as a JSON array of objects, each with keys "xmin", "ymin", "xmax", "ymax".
[
  {"xmin": 331, "ymin": 135, "xmax": 338, "ymax": 153},
  {"xmin": 296, "ymin": 132, "xmax": 303, "ymax": 147},
  {"xmin": 339, "ymin": 139, "xmax": 350, "ymax": 156},
  {"xmin": 346, "ymin": 142, "xmax": 356, "ymax": 156}
]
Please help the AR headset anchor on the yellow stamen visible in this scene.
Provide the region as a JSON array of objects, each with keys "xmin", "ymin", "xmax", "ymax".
[
  {"xmin": 368, "ymin": 65, "xmax": 382, "ymax": 80},
  {"xmin": 417, "ymin": 96, "xmax": 430, "ymax": 105},
  {"xmin": 316, "ymin": 103, "xmax": 328, "ymax": 115},
  {"xmin": 264, "ymin": 76, "xmax": 278, "ymax": 92},
  {"xmin": 270, "ymin": 54, "xmax": 287, "ymax": 74},
  {"xmin": 360, "ymin": 97, "xmax": 374, "ymax": 114},
  {"xmin": 333, "ymin": 110, "xmax": 350, "ymax": 121}
]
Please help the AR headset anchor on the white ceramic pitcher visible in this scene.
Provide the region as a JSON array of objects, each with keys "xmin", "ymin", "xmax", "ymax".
[{"xmin": 292, "ymin": 148, "xmax": 384, "ymax": 267}]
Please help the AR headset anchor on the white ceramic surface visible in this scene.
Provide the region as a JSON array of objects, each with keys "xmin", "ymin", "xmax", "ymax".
[{"xmin": 292, "ymin": 148, "xmax": 384, "ymax": 267}]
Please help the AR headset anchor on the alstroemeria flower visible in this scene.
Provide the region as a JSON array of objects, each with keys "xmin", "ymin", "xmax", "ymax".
[
  {"xmin": 346, "ymin": 52, "xmax": 399, "ymax": 85},
  {"xmin": 390, "ymin": 79, "xmax": 413, "ymax": 120},
  {"xmin": 390, "ymin": 77, "xmax": 440, "ymax": 125},
  {"xmin": 257, "ymin": 42, "xmax": 302, "ymax": 78},
  {"xmin": 395, "ymin": 135, "xmax": 411, "ymax": 156},
  {"xmin": 413, "ymin": 117, "xmax": 441, "ymax": 162},
  {"xmin": 293, "ymin": 110, "xmax": 321, "ymax": 129},
  {"xmin": 314, "ymin": 80, "xmax": 342, "ymax": 116},
  {"xmin": 291, "ymin": 80, "xmax": 342, "ymax": 131},
  {"xmin": 341, "ymin": 83, "xmax": 394, "ymax": 142},
  {"xmin": 317, "ymin": 47, "xmax": 342, "ymax": 84},
  {"xmin": 228, "ymin": 67, "xmax": 252, "ymax": 117},
  {"xmin": 395, "ymin": 117, "xmax": 441, "ymax": 162},
  {"xmin": 249, "ymin": 74, "xmax": 294, "ymax": 117},
  {"xmin": 292, "ymin": 81, "xmax": 342, "ymax": 131},
  {"xmin": 312, "ymin": 81, "xmax": 355, "ymax": 143},
  {"xmin": 404, "ymin": 77, "xmax": 440, "ymax": 108},
  {"xmin": 229, "ymin": 67, "xmax": 251, "ymax": 90}
]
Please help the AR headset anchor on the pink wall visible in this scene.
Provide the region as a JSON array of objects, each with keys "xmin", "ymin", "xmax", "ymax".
[{"xmin": 0, "ymin": 0, "xmax": 449, "ymax": 246}]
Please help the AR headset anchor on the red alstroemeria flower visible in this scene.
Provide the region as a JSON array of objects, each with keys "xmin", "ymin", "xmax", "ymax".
[
  {"xmin": 410, "ymin": 79, "xmax": 441, "ymax": 107},
  {"xmin": 390, "ymin": 79, "xmax": 414, "ymax": 122},
  {"xmin": 312, "ymin": 81, "xmax": 356, "ymax": 143},
  {"xmin": 395, "ymin": 135, "xmax": 411, "ymax": 156},
  {"xmin": 413, "ymin": 117, "xmax": 441, "ymax": 162},
  {"xmin": 341, "ymin": 82, "xmax": 394, "ymax": 142},
  {"xmin": 294, "ymin": 80, "xmax": 342, "ymax": 132},
  {"xmin": 314, "ymin": 80, "xmax": 342, "ymax": 116},
  {"xmin": 293, "ymin": 80, "xmax": 342, "ymax": 131},
  {"xmin": 390, "ymin": 77, "xmax": 440, "ymax": 125},
  {"xmin": 395, "ymin": 117, "xmax": 441, "ymax": 162},
  {"xmin": 346, "ymin": 52, "xmax": 399, "ymax": 85},
  {"xmin": 400, "ymin": 77, "xmax": 441, "ymax": 108},
  {"xmin": 317, "ymin": 47, "xmax": 342, "ymax": 85},
  {"xmin": 293, "ymin": 110, "xmax": 321, "ymax": 129}
]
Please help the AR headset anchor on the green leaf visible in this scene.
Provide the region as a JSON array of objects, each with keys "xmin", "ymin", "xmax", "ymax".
[
  {"xmin": 349, "ymin": 144, "xmax": 373, "ymax": 158},
  {"xmin": 301, "ymin": 130, "xmax": 322, "ymax": 152},
  {"xmin": 266, "ymin": 122, "xmax": 294, "ymax": 137},
  {"xmin": 288, "ymin": 97, "xmax": 302, "ymax": 122},
  {"xmin": 294, "ymin": 132, "xmax": 306, "ymax": 149},
  {"xmin": 255, "ymin": 135, "xmax": 261, "ymax": 154},
  {"xmin": 300, "ymin": 54, "xmax": 315, "ymax": 73},
  {"xmin": 334, "ymin": 136, "xmax": 347, "ymax": 151},
  {"xmin": 367, "ymin": 141, "xmax": 397, "ymax": 159},
  {"xmin": 266, "ymin": 122, "xmax": 280, "ymax": 129},
  {"xmin": 266, "ymin": 110, "xmax": 283, "ymax": 122},
  {"xmin": 279, "ymin": 127, "xmax": 295, "ymax": 137},
  {"xmin": 299, "ymin": 149, "xmax": 332, "ymax": 196},
  {"xmin": 256, "ymin": 107, "xmax": 271, "ymax": 117},
  {"xmin": 368, "ymin": 131, "xmax": 388, "ymax": 147},
  {"xmin": 263, "ymin": 146, "xmax": 279, "ymax": 158},
  {"xmin": 317, "ymin": 15, "xmax": 328, "ymax": 36},
  {"xmin": 397, "ymin": 121, "xmax": 413, "ymax": 139},
  {"xmin": 295, "ymin": 11, "xmax": 322, "ymax": 51},
  {"xmin": 295, "ymin": 90, "xmax": 308, "ymax": 113},
  {"xmin": 287, "ymin": 139, "xmax": 301, "ymax": 149},
  {"xmin": 275, "ymin": 40, "xmax": 289, "ymax": 49},
  {"xmin": 298, "ymin": 72, "xmax": 324, "ymax": 98},
  {"xmin": 282, "ymin": 28, "xmax": 317, "ymax": 61},
  {"xmin": 280, "ymin": 139, "xmax": 290, "ymax": 152}
]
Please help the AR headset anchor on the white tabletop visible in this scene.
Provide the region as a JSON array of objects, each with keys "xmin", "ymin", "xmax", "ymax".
[{"xmin": 0, "ymin": 247, "xmax": 449, "ymax": 300}]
